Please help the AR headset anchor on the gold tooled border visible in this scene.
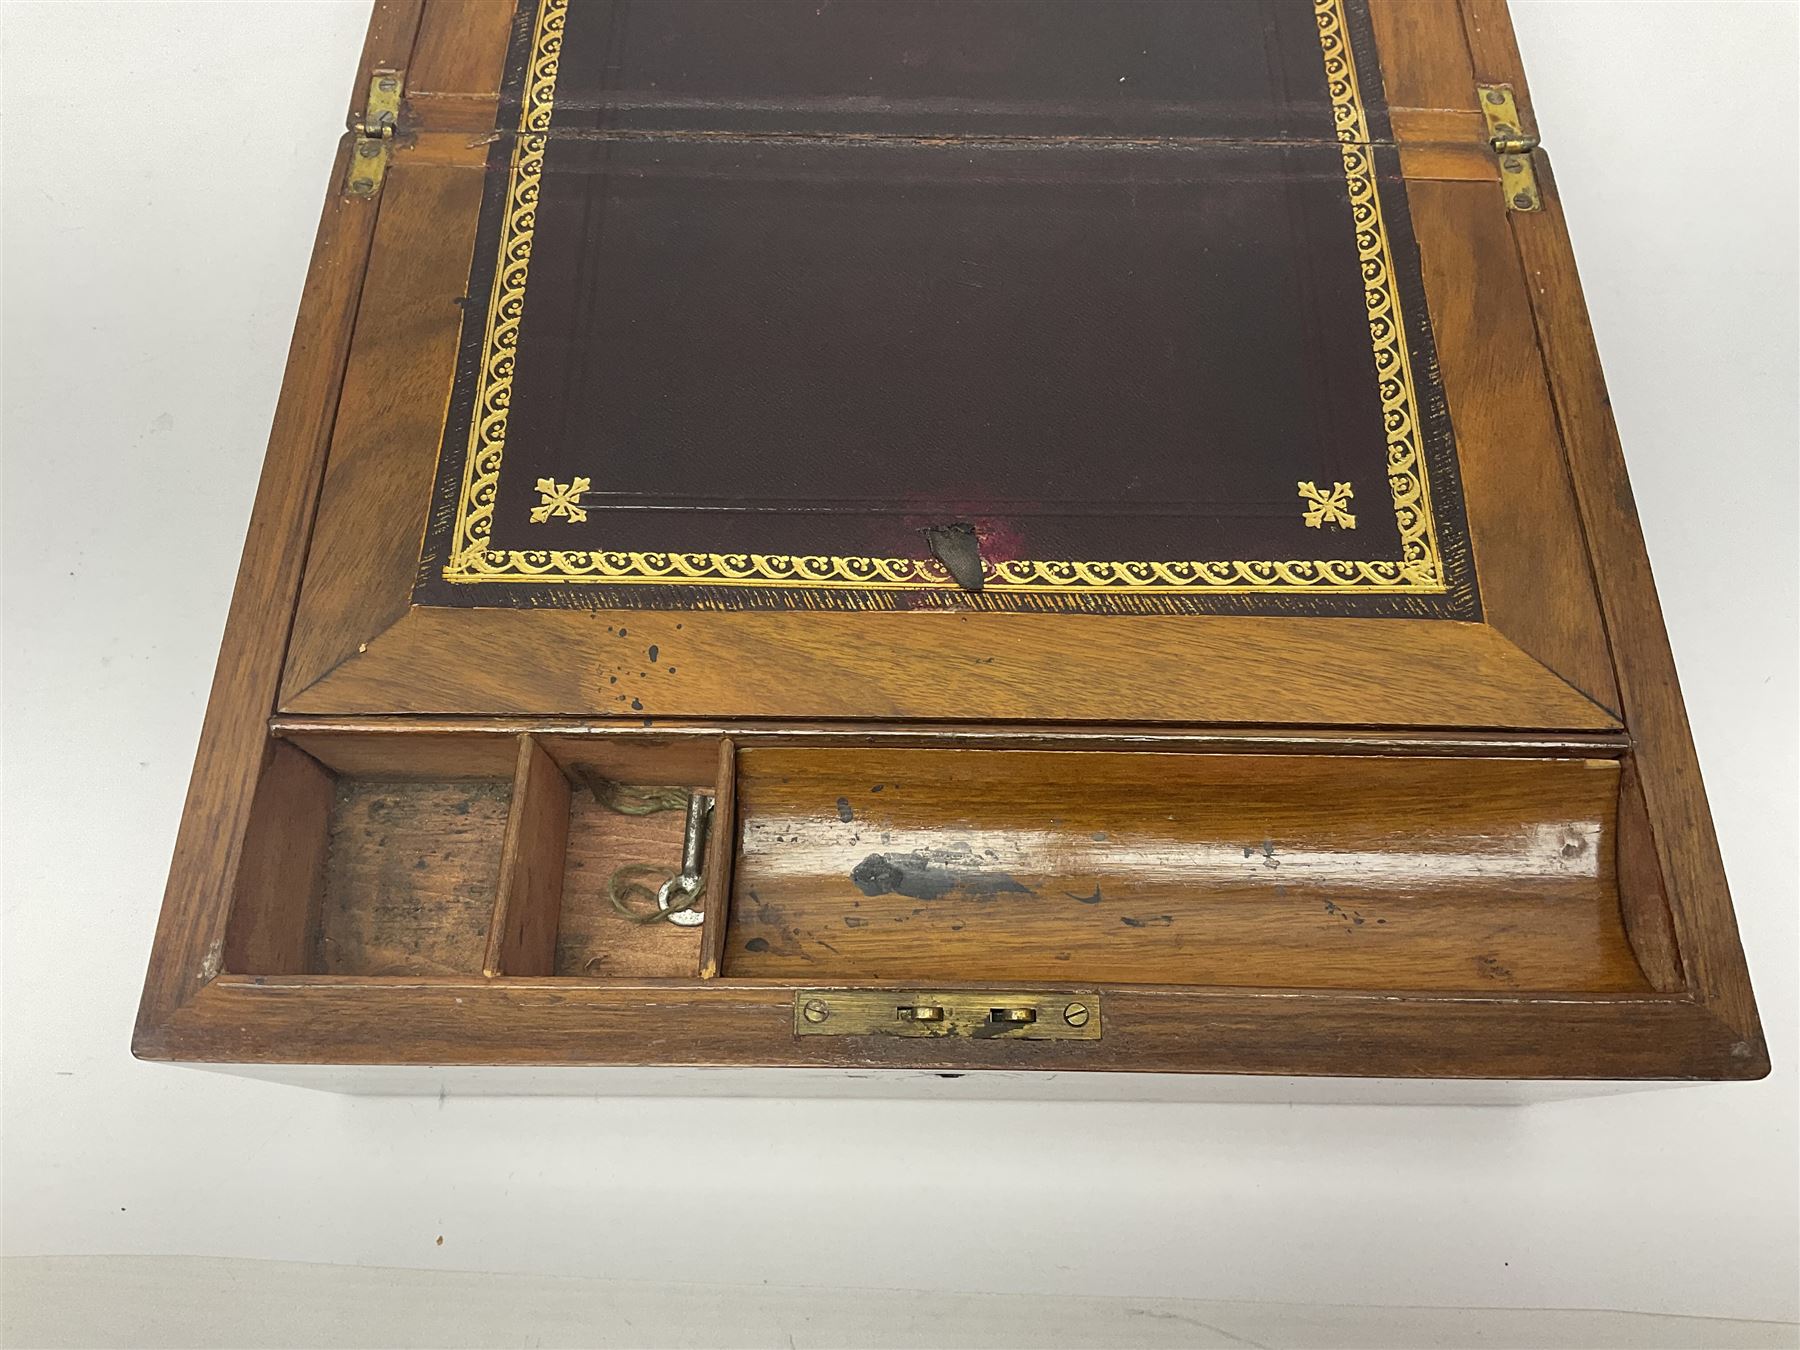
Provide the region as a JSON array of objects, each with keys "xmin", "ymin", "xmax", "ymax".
[{"xmin": 441, "ymin": 0, "xmax": 1447, "ymax": 594}]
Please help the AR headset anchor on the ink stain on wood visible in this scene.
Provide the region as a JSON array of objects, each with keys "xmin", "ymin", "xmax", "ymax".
[
  {"xmin": 1120, "ymin": 914, "xmax": 1173, "ymax": 928},
  {"xmin": 849, "ymin": 850, "xmax": 1032, "ymax": 900},
  {"xmin": 835, "ymin": 796, "xmax": 855, "ymax": 822},
  {"xmin": 1476, "ymin": 954, "xmax": 1517, "ymax": 985},
  {"xmin": 1066, "ymin": 885, "xmax": 1104, "ymax": 905},
  {"xmin": 1242, "ymin": 839, "xmax": 1281, "ymax": 869}
]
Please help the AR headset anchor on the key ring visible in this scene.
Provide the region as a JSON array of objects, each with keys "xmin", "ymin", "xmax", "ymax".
[{"xmin": 656, "ymin": 871, "xmax": 704, "ymax": 926}]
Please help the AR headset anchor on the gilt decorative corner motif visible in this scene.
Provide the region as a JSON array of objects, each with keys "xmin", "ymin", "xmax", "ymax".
[
  {"xmin": 1299, "ymin": 481, "xmax": 1357, "ymax": 530},
  {"xmin": 531, "ymin": 477, "xmax": 590, "ymax": 524}
]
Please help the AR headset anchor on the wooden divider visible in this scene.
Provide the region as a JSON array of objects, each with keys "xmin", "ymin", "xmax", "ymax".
[
  {"xmin": 698, "ymin": 738, "xmax": 738, "ymax": 979},
  {"xmin": 486, "ymin": 736, "xmax": 573, "ymax": 977}
]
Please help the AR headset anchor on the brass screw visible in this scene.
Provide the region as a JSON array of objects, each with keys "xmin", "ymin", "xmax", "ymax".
[
  {"xmin": 1486, "ymin": 88, "xmax": 1507, "ymax": 105},
  {"xmin": 1063, "ymin": 1002, "xmax": 1090, "ymax": 1027},
  {"xmin": 802, "ymin": 999, "xmax": 830, "ymax": 1024}
]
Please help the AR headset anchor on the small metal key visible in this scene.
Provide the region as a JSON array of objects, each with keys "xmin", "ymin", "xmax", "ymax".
[{"xmin": 656, "ymin": 791, "xmax": 714, "ymax": 926}]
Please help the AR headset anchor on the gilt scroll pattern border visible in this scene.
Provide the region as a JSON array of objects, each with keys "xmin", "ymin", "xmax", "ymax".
[{"xmin": 438, "ymin": 0, "xmax": 1449, "ymax": 597}]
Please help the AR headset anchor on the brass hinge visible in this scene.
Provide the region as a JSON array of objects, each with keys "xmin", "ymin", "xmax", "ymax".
[
  {"xmin": 794, "ymin": 990, "xmax": 1102, "ymax": 1040},
  {"xmin": 1478, "ymin": 84, "xmax": 1542, "ymax": 212},
  {"xmin": 345, "ymin": 69, "xmax": 403, "ymax": 199}
]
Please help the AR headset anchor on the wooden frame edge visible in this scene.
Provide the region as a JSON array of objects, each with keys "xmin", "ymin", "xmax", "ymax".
[
  {"xmin": 1461, "ymin": 0, "xmax": 1766, "ymax": 1058},
  {"xmin": 133, "ymin": 3, "xmax": 430, "ymax": 1058},
  {"xmin": 133, "ymin": 977, "xmax": 1766, "ymax": 1080}
]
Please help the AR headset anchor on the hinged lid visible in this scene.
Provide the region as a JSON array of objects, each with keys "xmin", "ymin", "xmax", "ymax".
[{"xmin": 285, "ymin": 0, "xmax": 1617, "ymax": 732}]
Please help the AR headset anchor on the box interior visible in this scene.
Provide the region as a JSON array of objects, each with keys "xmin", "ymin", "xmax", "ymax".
[{"xmin": 221, "ymin": 727, "xmax": 1675, "ymax": 1001}]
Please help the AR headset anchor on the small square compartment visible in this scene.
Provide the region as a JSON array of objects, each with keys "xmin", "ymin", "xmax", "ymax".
[
  {"xmin": 222, "ymin": 733, "xmax": 519, "ymax": 977},
  {"xmin": 483, "ymin": 733, "xmax": 734, "ymax": 980}
]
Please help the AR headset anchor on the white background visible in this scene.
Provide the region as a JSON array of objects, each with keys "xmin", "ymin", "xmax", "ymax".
[{"xmin": 3, "ymin": 0, "xmax": 1796, "ymax": 1337}]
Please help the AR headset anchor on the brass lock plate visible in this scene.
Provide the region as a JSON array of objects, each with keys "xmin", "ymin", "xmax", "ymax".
[{"xmin": 794, "ymin": 990, "xmax": 1101, "ymax": 1040}]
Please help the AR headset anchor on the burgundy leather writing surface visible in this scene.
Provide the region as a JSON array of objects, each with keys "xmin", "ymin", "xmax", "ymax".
[
  {"xmin": 546, "ymin": 0, "xmax": 1351, "ymax": 139},
  {"xmin": 417, "ymin": 0, "xmax": 1477, "ymax": 616}
]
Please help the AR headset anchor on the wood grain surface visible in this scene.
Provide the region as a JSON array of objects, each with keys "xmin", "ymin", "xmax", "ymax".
[
  {"xmin": 405, "ymin": 0, "xmax": 513, "ymax": 130},
  {"xmin": 221, "ymin": 743, "xmax": 336, "ymax": 977},
  {"xmin": 317, "ymin": 779, "xmax": 511, "ymax": 977},
  {"xmin": 286, "ymin": 603, "xmax": 1619, "ymax": 729},
  {"xmin": 282, "ymin": 143, "xmax": 487, "ymax": 702},
  {"xmin": 1368, "ymin": 0, "xmax": 1479, "ymax": 118},
  {"xmin": 699, "ymin": 739, "xmax": 739, "ymax": 979},
  {"xmin": 141, "ymin": 977, "xmax": 1756, "ymax": 1079},
  {"xmin": 1410, "ymin": 177, "xmax": 1619, "ymax": 714},
  {"xmin": 726, "ymin": 747, "xmax": 1644, "ymax": 991},
  {"xmin": 485, "ymin": 737, "xmax": 571, "ymax": 977},
  {"xmin": 551, "ymin": 792, "xmax": 702, "ymax": 979}
]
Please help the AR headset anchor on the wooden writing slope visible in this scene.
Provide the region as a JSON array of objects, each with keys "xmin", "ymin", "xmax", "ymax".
[{"xmin": 136, "ymin": 0, "xmax": 1766, "ymax": 1090}]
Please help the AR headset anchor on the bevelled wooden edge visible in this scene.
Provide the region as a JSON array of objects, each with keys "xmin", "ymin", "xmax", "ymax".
[
  {"xmin": 134, "ymin": 978, "xmax": 1765, "ymax": 1080},
  {"xmin": 134, "ymin": 2, "xmax": 431, "ymax": 1055},
  {"xmin": 279, "ymin": 138, "xmax": 490, "ymax": 704},
  {"xmin": 284, "ymin": 605, "xmax": 1620, "ymax": 730},
  {"xmin": 1404, "ymin": 175, "xmax": 1621, "ymax": 718},
  {"xmin": 1460, "ymin": 0, "xmax": 1765, "ymax": 1063}
]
